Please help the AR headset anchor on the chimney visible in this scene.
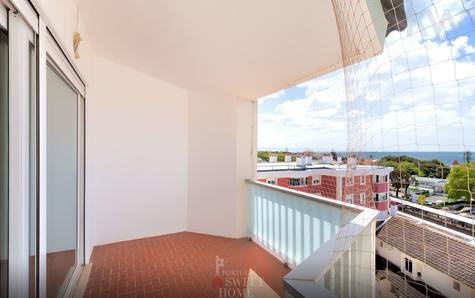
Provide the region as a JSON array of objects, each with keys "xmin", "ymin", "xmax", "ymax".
[
  {"xmin": 305, "ymin": 156, "xmax": 312, "ymax": 165},
  {"xmin": 337, "ymin": 156, "xmax": 342, "ymax": 164},
  {"xmin": 347, "ymin": 156, "xmax": 357, "ymax": 167},
  {"xmin": 389, "ymin": 200, "xmax": 398, "ymax": 217},
  {"xmin": 269, "ymin": 154, "xmax": 278, "ymax": 163},
  {"xmin": 296, "ymin": 156, "xmax": 305, "ymax": 167},
  {"xmin": 322, "ymin": 155, "xmax": 333, "ymax": 164}
]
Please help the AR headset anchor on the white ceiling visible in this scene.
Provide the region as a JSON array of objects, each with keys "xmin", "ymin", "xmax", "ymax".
[{"xmin": 80, "ymin": 0, "xmax": 343, "ymax": 99}]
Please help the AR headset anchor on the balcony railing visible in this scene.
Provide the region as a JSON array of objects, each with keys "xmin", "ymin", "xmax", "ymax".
[{"xmin": 247, "ymin": 180, "xmax": 378, "ymax": 297}]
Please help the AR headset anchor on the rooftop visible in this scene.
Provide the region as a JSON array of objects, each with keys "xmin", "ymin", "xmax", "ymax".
[
  {"xmin": 377, "ymin": 216, "xmax": 475, "ymax": 289},
  {"xmin": 257, "ymin": 161, "xmax": 392, "ymax": 173}
]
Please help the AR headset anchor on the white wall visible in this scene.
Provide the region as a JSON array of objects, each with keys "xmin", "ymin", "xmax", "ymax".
[
  {"xmin": 187, "ymin": 93, "xmax": 255, "ymax": 238},
  {"xmin": 187, "ymin": 93, "xmax": 237, "ymax": 237},
  {"xmin": 86, "ymin": 56, "xmax": 189, "ymax": 259},
  {"xmin": 235, "ymin": 99, "xmax": 257, "ymax": 237},
  {"xmin": 377, "ymin": 240, "xmax": 475, "ymax": 298},
  {"xmin": 34, "ymin": 0, "xmax": 94, "ymax": 80},
  {"xmin": 34, "ymin": 0, "xmax": 256, "ymax": 262}
]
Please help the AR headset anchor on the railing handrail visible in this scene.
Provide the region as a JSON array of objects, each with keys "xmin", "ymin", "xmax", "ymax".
[
  {"xmin": 391, "ymin": 196, "xmax": 475, "ymax": 225},
  {"xmin": 247, "ymin": 180, "xmax": 379, "ymax": 297},
  {"xmin": 283, "ymin": 206, "xmax": 378, "ymax": 280},
  {"xmin": 246, "ymin": 179, "xmax": 368, "ymax": 213}
]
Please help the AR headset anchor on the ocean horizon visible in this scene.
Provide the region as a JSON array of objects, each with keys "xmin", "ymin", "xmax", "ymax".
[{"xmin": 257, "ymin": 150, "xmax": 469, "ymax": 165}]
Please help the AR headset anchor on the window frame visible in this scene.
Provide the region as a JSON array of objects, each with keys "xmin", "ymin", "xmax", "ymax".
[
  {"xmin": 266, "ymin": 178, "xmax": 276, "ymax": 185},
  {"xmin": 453, "ymin": 280, "xmax": 460, "ymax": 292},
  {"xmin": 312, "ymin": 175, "xmax": 321, "ymax": 185},
  {"xmin": 360, "ymin": 192, "xmax": 366, "ymax": 205},
  {"xmin": 360, "ymin": 175, "xmax": 366, "ymax": 185},
  {"xmin": 288, "ymin": 178, "xmax": 305, "ymax": 187},
  {"xmin": 345, "ymin": 194, "xmax": 353, "ymax": 204},
  {"xmin": 346, "ymin": 176, "xmax": 354, "ymax": 186},
  {"xmin": 404, "ymin": 257, "xmax": 413, "ymax": 274}
]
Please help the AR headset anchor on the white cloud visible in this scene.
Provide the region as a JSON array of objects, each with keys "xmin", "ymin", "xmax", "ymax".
[
  {"xmin": 258, "ymin": 0, "xmax": 475, "ymax": 152},
  {"xmin": 258, "ymin": 71, "xmax": 348, "ymax": 150},
  {"xmin": 405, "ymin": 0, "xmax": 474, "ymax": 40}
]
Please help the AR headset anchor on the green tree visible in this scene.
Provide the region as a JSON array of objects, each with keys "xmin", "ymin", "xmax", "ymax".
[
  {"xmin": 257, "ymin": 151, "xmax": 296, "ymax": 162},
  {"xmin": 257, "ymin": 151, "xmax": 270, "ymax": 161},
  {"xmin": 417, "ymin": 194, "xmax": 426, "ymax": 204},
  {"xmin": 378, "ymin": 160, "xmax": 418, "ymax": 198},
  {"xmin": 445, "ymin": 161, "xmax": 475, "ymax": 202},
  {"xmin": 379, "ymin": 155, "xmax": 450, "ymax": 178}
]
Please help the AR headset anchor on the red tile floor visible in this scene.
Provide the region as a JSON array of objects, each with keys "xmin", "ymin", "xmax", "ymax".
[{"xmin": 84, "ymin": 232, "xmax": 290, "ymax": 297}]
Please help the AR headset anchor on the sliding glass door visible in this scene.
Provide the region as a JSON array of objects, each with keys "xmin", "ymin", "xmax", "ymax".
[
  {"xmin": 7, "ymin": 9, "xmax": 37, "ymax": 298},
  {"xmin": 0, "ymin": 2, "xmax": 85, "ymax": 296},
  {"xmin": 0, "ymin": 13, "xmax": 8, "ymax": 298},
  {"xmin": 45, "ymin": 64, "xmax": 79, "ymax": 298},
  {"xmin": 39, "ymin": 16, "xmax": 85, "ymax": 298}
]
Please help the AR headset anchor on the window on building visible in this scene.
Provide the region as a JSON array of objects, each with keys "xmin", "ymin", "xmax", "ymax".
[
  {"xmin": 453, "ymin": 281, "xmax": 460, "ymax": 292},
  {"xmin": 360, "ymin": 175, "xmax": 366, "ymax": 184},
  {"xmin": 374, "ymin": 193, "xmax": 379, "ymax": 201},
  {"xmin": 345, "ymin": 194, "xmax": 353, "ymax": 204},
  {"xmin": 374, "ymin": 175, "xmax": 380, "ymax": 183},
  {"xmin": 390, "ymin": 285, "xmax": 398, "ymax": 294},
  {"xmin": 417, "ymin": 272, "xmax": 421, "ymax": 278},
  {"xmin": 346, "ymin": 176, "xmax": 354, "ymax": 186},
  {"xmin": 312, "ymin": 175, "xmax": 321, "ymax": 185},
  {"xmin": 288, "ymin": 178, "xmax": 305, "ymax": 187},
  {"xmin": 384, "ymin": 175, "xmax": 389, "ymax": 182},
  {"xmin": 404, "ymin": 258, "xmax": 413, "ymax": 274},
  {"xmin": 360, "ymin": 193, "xmax": 366, "ymax": 205},
  {"xmin": 267, "ymin": 178, "xmax": 276, "ymax": 185}
]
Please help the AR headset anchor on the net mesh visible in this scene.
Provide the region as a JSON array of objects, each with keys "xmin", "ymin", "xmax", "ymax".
[{"xmin": 332, "ymin": 0, "xmax": 475, "ymax": 296}]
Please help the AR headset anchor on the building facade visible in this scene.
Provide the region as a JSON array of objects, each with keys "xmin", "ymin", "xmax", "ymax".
[
  {"xmin": 257, "ymin": 162, "xmax": 393, "ymax": 219},
  {"xmin": 377, "ymin": 216, "xmax": 475, "ymax": 298}
]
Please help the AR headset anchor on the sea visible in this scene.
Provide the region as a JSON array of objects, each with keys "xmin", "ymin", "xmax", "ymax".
[
  {"xmin": 339, "ymin": 152, "xmax": 466, "ymax": 165},
  {"xmin": 258, "ymin": 149, "xmax": 468, "ymax": 165}
]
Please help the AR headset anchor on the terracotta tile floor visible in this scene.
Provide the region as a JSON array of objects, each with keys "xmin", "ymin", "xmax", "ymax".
[{"xmin": 84, "ymin": 232, "xmax": 290, "ymax": 298}]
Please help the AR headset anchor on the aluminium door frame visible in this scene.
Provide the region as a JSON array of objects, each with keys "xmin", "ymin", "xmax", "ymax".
[
  {"xmin": 1, "ymin": 0, "xmax": 87, "ymax": 295},
  {"xmin": 38, "ymin": 20, "xmax": 86, "ymax": 298},
  {"xmin": 7, "ymin": 6, "xmax": 37, "ymax": 298}
]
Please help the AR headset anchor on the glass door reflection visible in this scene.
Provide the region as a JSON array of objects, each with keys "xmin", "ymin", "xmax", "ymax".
[{"xmin": 46, "ymin": 64, "xmax": 78, "ymax": 298}]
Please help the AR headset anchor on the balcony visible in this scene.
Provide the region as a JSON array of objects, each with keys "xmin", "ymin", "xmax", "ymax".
[
  {"xmin": 81, "ymin": 181, "xmax": 378, "ymax": 297},
  {"xmin": 248, "ymin": 181, "xmax": 378, "ymax": 297},
  {"xmin": 1, "ymin": 0, "xmax": 389, "ymax": 296}
]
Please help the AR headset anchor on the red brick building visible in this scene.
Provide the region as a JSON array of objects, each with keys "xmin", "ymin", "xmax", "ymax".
[{"xmin": 257, "ymin": 162, "xmax": 392, "ymax": 220}]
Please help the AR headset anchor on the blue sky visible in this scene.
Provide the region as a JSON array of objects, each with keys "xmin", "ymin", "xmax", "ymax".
[{"xmin": 258, "ymin": 0, "xmax": 475, "ymax": 153}]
